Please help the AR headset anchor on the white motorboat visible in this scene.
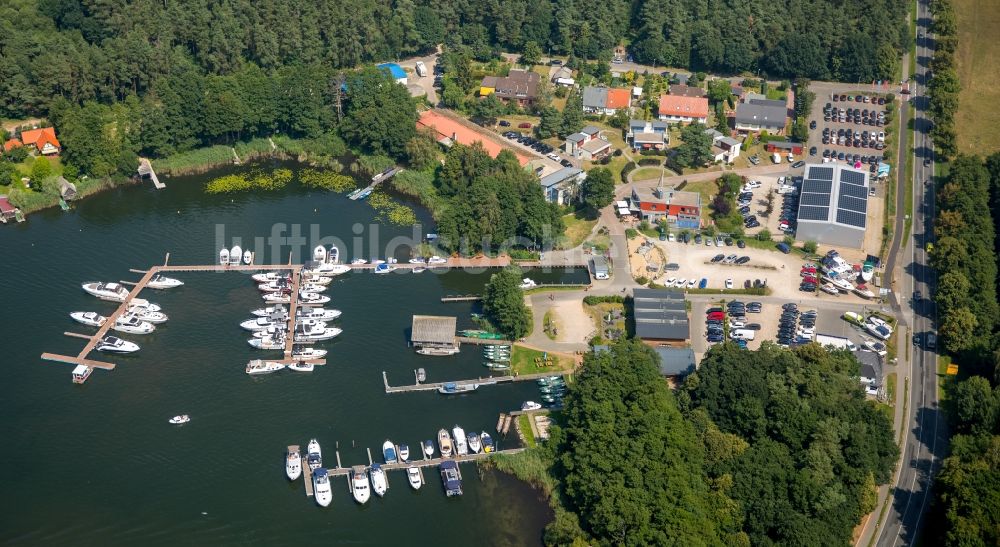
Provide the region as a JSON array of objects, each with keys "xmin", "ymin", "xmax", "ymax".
[
  {"xmin": 406, "ymin": 467, "xmax": 422, "ymax": 490},
  {"xmin": 412, "ymin": 267, "xmax": 427, "ymax": 273},
  {"xmin": 288, "ymin": 362, "xmax": 314, "ymax": 372},
  {"xmin": 294, "ymin": 324, "xmax": 341, "ymax": 343},
  {"xmin": 252, "ymin": 325, "xmax": 287, "ymax": 339},
  {"xmin": 229, "ymin": 245, "xmax": 242, "ymax": 266},
  {"xmin": 521, "ymin": 401, "xmax": 542, "ymax": 411},
  {"xmin": 351, "ymin": 258, "xmax": 367, "ymax": 265},
  {"xmin": 299, "ymin": 283, "xmax": 328, "ymax": 293},
  {"xmin": 127, "ymin": 298, "xmax": 162, "ymax": 313},
  {"xmin": 481, "ymin": 432, "xmax": 495, "ymax": 453},
  {"xmin": 519, "ymin": 278, "xmax": 538, "ymax": 290},
  {"xmin": 422, "ymin": 440, "xmax": 435, "ymax": 458},
  {"xmin": 370, "ymin": 464, "xmax": 388, "ymax": 497},
  {"xmin": 248, "ymin": 337, "xmax": 285, "ymax": 350},
  {"xmin": 292, "ymin": 346, "xmax": 327, "ymax": 359},
  {"xmin": 863, "ymin": 339, "xmax": 888, "ymax": 356},
  {"xmin": 258, "ymin": 280, "xmax": 292, "ymax": 292},
  {"xmin": 113, "ymin": 314, "xmax": 156, "ymax": 335},
  {"xmin": 820, "ymin": 283, "xmax": 840, "ymax": 295},
  {"xmin": 220, "ymin": 248, "xmax": 230, "ymax": 265},
  {"xmin": 416, "ymin": 347, "xmax": 460, "ymax": 356},
  {"xmin": 297, "ymin": 308, "xmax": 341, "ymax": 321},
  {"xmin": 853, "ymin": 285, "xmax": 877, "ymax": 299},
  {"xmin": 383, "ymin": 440, "xmax": 398, "ymax": 464},
  {"xmin": 373, "ymin": 263, "xmax": 396, "ymax": 274},
  {"xmin": 305, "ymin": 263, "xmax": 351, "ymax": 276},
  {"xmin": 438, "ymin": 429, "xmax": 453, "ymax": 458},
  {"xmin": 146, "ymin": 274, "xmax": 184, "ymax": 289},
  {"xmin": 452, "ymin": 425, "xmax": 468, "ymax": 456},
  {"xmin": 251, "ymin": 304, "xmax": 288, "ymax": 318},
  {"xmin": 70, "ymin": 311, "xmax": 106, "ymax": 327},
  {"xmin": 245, "ymin": 360, "xmax": 285, "ymax": 375},
  {"xmin": 306, "ymin": 438, "xmax": 323, "ymax": 469},
  {"xmin": 286, "ymin": 445, "xmax": 302, "ymax": 481},
  {"xmin": 399, "ymin": 444, "xmax": 410, "ymax": 462},
  {"xmin": 81, "ymin": 282, "xmax": 130, "ymax": 302},
  {"xmin": 467, "ymin": 432, "xmax": 482, "ymax": 454},
  {"xmin": 241, "ymin": 317, "xmax": 286, "ymax": 331},
  {"xmin": 168, "ymin": 415, "xmax": 190, "ymax": 425},
  {"xmin": 408, "ymin": 257, "xmax": 426, "ymax": 264},
  {"xmin": 298, "ymin": 292, "xmax": 330, "ymax": 305},
  {"xmin": 313, "ymin": 245, "xmax": 328, "ymax": 263},
  {"xmin": 130, "ymin": 307, "xmax": 168, "ymax": 324},
  {"xmin": 313, "ymin": 468, "xmax": 333, "ymax": 507},
  {"xmin": 427, "ymin": 256, "xmax": 448, "ymax": 264},
  {"xmin": 351, "ymin": 466, "xmax": 371, "ymax": 504},
  {"xmin": 251, "ymin": 272, "xmax": 289, "ymax": 283},
  {"xmin": 302, "ymin": 275, "xmax": 333, "ymax": 285},
  {"xmin": 242, "ymin": 250, "xmax": 254, "ymax": 265},
  {"xmin": 95, "ymin": 335, "xmax": 140, "ymax": 354},
  {"xmin": 262, "ymin": 292, "xmax": 291, "ymax": 304}
]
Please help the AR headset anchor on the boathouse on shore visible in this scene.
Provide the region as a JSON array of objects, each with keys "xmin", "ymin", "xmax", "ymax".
[{"xmin": 411, "ymin": 315, "xmax": 458, "ymax": 351}]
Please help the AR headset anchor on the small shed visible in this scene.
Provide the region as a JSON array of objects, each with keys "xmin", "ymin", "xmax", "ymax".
[
  {"xmin": 411, "ymin": 315, "xmax": 458, "ymax": 350},
  {"xmin": 58, "ymin": 177, "xmax": 78, "ymax": 201},
  {"xmin": 0, "ymin": 195, "xmax": 17, "ymax": 221},
  {"xmin": 591, "ymin": 256, "xmax": 610, "ymax": 279}
]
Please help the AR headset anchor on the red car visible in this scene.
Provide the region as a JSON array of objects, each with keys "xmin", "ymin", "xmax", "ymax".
[
  {"xmin": 801, "ymin": 269, "xmax": 816, "ymax": 276},
  {"xmin": 518, "ymin": 122, "xmax": 532, "ymax": 129},
  {"xmin": 707, "ymin": 312, "xmax": 725, "ymax": 321},
  {"xmin": 802, "ymin": 275, "xmax": 818, "ymax": 284}
]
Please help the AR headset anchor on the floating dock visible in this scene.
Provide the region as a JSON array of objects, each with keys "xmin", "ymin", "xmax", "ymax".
[{"xmin": 382, "ymin": 369, "xmax": 572, "ymax": 394}]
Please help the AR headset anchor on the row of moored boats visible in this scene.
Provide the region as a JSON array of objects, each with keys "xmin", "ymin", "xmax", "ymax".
[{"xmin": 72, "ymin": 276, "xmax": 184, "ymax": 354}]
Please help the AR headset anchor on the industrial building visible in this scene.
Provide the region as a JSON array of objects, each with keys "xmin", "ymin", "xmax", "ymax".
[{"xmin": 795, "ymin": 164, "xmax": 870, "ymax": 249}]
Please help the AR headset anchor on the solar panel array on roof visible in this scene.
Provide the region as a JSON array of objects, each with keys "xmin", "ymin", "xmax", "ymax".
[
  {"xmin": 840, "ymin": 184, "xmax": 867, "ymax": 199},
  {"xmin": 799, "ymin": 205, "xmax": 830, "ymax": 221},
  {"xmin": 839, "ymin": 195, "xmax": 867, "ymax": 213},
  {"xmin": 802, "ymin": 179, "xmax": 833, "ymax": 194},
  {"xmin": 836, "ymin": 209, "xmax": 866, "ymax": 227},
  {"xmin": 840, "ymin": 169, "xmax": 866, "ymax": 186},
  {"xmin": 811, "ymin": 166, "xmax": 834, "ymax": 180},
  {"xmin": 800, "ymin": 192, "xmax": 831, "ymax": 207}
]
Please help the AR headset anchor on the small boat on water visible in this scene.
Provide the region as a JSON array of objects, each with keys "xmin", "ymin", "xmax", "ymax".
[
  {"xmin": 416, "ymin": 347, "xmax": 460, "ymax": 356},
  {"xmin": 408, "ymin": 257, "xmax": 426, "ymax": 264},
  {"xmin": 459, "ymin": 330, "xmax": 504, "ymax": 340},
  {"xmin": 422, "ymin": 440, "xmax": 435, "ymax": 458},
  {"xmin": 229, "ymin": 245, "xmax": 242, "ymax": 266},
  {"xmin": 294, "ymin": 324, "xmax": 341, "ymax": 343},
  {"xmin": 95, "ymin": 335, "xmax": 140, "ymax": 354},
  {"xmin": 382, "ymin": 440, "xmax": 398, "ymax": 464},
  {"xmin": 248, "ymin": 336, "xmax": 285, "ymax": 350},
  {"xmin": 251, "ymin": 305, "xmax": 288, "ymax": 318},
  {"xmin": 298, "ymin": 292, "xmax": 331, "ymax": 305},
  {"xmin": 351, "ymin": 466, "xmax": 371, "ymax": 504},
  {"xmin": 288, "ymin": 362, "xmax": 314, "ymax": 372},
  {"xmin": 70, "ymin": 311, "xmax": 106, "ymax": 327},
  {"xmin": 370, "ymin": 463, "xmax": 388, "ymax": 497},
  {"xmin": 407, "ymin": 466, "xmax": 423, "ymax": 490},
  {"xmin": 304, "ymin": 263, "xmax": 351, "ymax": 276},
  {"xmin": 536, "ymin": 376, "xmax": 565, "ymax": 386},
  {"xmin": 307, "ymin": 438, "xmax": 322, "ymax": 469},
  {"xmin": 113, "ymin": 314, "xmax": 156, "ymax": 335},
  {"xmin": 299, "ymin": 283, "xmax": 328, "ymax": 293},
  {"xmin": 251, "ymin": 272, "xmax": 289, "ymax": 283},
  {"xmin": 467, "ymin": 432, "xmax": 482, "ymax": 454},
  {"xmin": 251, "ymin": 325, "xmax": 287, "ymax": 339},
  {"xmin": 313, "ymin": 468, "xmax": 333, "ymax": 507},
  {"xmin": 168, "ymin": 415, "xmax": 190, "ymax": 425},
  {"xmin": 483, "ymin": 362, "xmax": 511, "ymax": 370},
  {"xmin": 427, "ymin": 256, "xmax": 447, "ymax": 264},
  {"xmin": 373, "ymin": 263, "xmax": 396, "ymax": 274},
  {"xmin": 416, "ymin": 368, "xmax": 426, "ymax": 382},
  {"xmin": 351, "ymin": 258, "xmax": 367, "ymax": 265},
  {"xmin": 412, "ymin": 267, "xmax": 427, "ymax": 273},
  {"xmin": 219, "ymin": 248, "xmax": 230, "ymax": 265},
  {"xmin": 81, "ymin": 282, "xmax": 130, "ymax": 302},
  {"xmin": 438, "ymin": 382, "xmax": 478, "ymax": 395},
  {"xmin": 452, "ymin": 425, "xmax": 468, "ymax": 456},
  {"xmin": 437, "ymin": 429, "xmax": 453, "ymax": 457},
  {"xmin": 242, "ymin": 250, "xmax": 254, "ymax": 265},
  {"xmin": 302, "ymin": 275, "xmax": 333, "ymax": 285},
  {"xmin": 297, "ymin": 307, "xmax": 341, "ymax": 321},
  {"xmin": 292, "ymin": 346, "xmax": 327, "ymax": 360},
  {"xmin": 127, "ymin": 298, "xmax": 162, "ymax": 313},
  {"xmin": 286, "ymin": 445, "xmax": 302, "ymax": 481},
  {"xmin": 146, "ymin": 274, "xmax": 184, "ymax": 289},
  {"xmin": 481, "ymin": 432, "xmax": 495, "ymax": 453},
  {"xmin": 262, "ymin": 292, "xmax": 291, "ymax": 304},
  {"xmin": 245, "ymin": 360, "xmax": 286, "ymax": 375},
  {"xmin": 240, "ymin": 317, "xmax": 286, "ymax": 331},
  {"xmin": 399, "ymin": 444, "xmax": 410, "ymax": 462},
  {"xmin": 439, "ymin": 461, "xmax": 463, "ymax": 496},
  {"xmin": 258, "ymin": 279, "xmax": 292, "ymax": 292},
  {"xmin": 521, "ymin": 401, "xmax": 542, "ymax": 411},
  {"xmin": 130, "ymin": 307, "xmax": 167, "ymax": 324}
]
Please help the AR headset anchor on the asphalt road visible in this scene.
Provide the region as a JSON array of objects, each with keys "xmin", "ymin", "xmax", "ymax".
[{"xmin": 874, "ymin": 0, "xmax": 949, "ymax": 544}]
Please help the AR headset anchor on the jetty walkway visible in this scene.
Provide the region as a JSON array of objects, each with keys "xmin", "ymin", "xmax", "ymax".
[{"xmin": 382, "ymin": 369, "xmax": 572, "ymax": 394}]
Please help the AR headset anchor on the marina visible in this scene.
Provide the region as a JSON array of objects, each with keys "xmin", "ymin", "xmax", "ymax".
[{"xmin": 382, "ymin": 369, "xmax": 573, "ymax": 394}]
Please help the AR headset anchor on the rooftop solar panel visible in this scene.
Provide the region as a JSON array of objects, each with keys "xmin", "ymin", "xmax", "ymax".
[
  {"xmin": 840, "ymin": 169, "xmax": 866, "ymax": 186},
  {"xmin": 800, "ymin": 192, "xmax": 831, "ymax": 207},
  {"xmin": 809, "ymin": 166, "xmax": 834, "ymax": 181},
  {"xmin": 838, "ymin": 195, "xmax": 867, "ymax": 213},
  {"xmin": 841, "ymin": 184, "xmax": 868, "ymax": 199},
  {"xmin": 836, "ymin": 209, "xmax": 867, "ymax": 228},
  {"xmin": 798, "ymin": 205, "xmax": 830, "ymax": 221},
  {"xmin": 802, "ymin": 179, "xmax": 833, "ymax": 194}
]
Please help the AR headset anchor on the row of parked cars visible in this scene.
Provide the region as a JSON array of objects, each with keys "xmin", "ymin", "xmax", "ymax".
[
  {"xmin": 705, "ymin": 301, "xmax": 764, "ymax": 346},
  {"xmin": 710, "ymin": 253, "xmax": 751, "ymax": 266},
  {"xmin": 776, "ymin": 304, "xmax": 817, "ymax": 347},
  {"xmin": 825, "ymin": 104, "xmax": 887, "ymax": 127},
  {"xmin": 832, "ymin": 94, "xmax": 887, "ymax": 105},
  {"xmin": 502, "ymin": 131, "xmax": 573, "ymax": 168},
  {"xmin": 778, "ymin": 187, "xmax": 798, "ymax": 234},
  {"xmin": 822, "ymin": 127, "xmax": 886, "ymax": 149}
]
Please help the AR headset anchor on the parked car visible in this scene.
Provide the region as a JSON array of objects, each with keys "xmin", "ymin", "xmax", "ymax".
[
  {"xmin": 698, "ymin": 278, "xmax": 708, "ymax": 289},
  {"xmin": 499, "ymin": 120, "xmax": 511, "ymax": 127},
  {"xmin": 776, "ymin": 242, "xmax": 791, "ymax": 254},
  {"xmin": 711, "ymin": 254, "xmax": 725, "ymax": 263},
  {"xmin": 517, "ymin": 122, "xmax": 532, "ymax": 129},
  {"xmin": 792, "ymin": 160, "xmax": 804, "ymax": 168}
]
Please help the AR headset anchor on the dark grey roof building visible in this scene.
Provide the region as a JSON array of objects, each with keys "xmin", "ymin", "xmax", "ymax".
[
  {"xmin": 796, "ymin": 163, "xmax": 870, "ymax": 249},
  {"xmin": 653, "ymin": 347, "xmax": 696, "ymax": 377},
  {"xmin": 632, "ymin": 288, "xmax": 689, "ymax": 342},
  {"xmin": 734, "ymin": 98, "xmax": 788, "ymax": 132}
]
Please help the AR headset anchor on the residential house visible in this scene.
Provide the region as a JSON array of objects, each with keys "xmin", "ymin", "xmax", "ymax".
[
  {"xmin": 657, "ymin": 95, "xmax": 709, "ymax": 124},
  {"xmin": 417, "ymin": 110, "xmax": 531, "ymax": 165},
  {"xmin": 14, "ymin": 127, "xmax": 61, "ymax": 155},
  {"xmin": 672, "ymin": 73, "xmax": 690, "ymax": 85},
  {"xmin": 730, "ymin": 84, "xmax": 745, "ymax": 101},
  {"xmin": 704, "ymin": 129, "xmax": 742, "ymax": 164},
  {"xmin": 479, "ymin": 69, "xmax": 540, "ymax": 107},
  {"xmin": 582, "ymin": 86, "xmax": 632, "ymax": 115},
  {"xmin": 629, "ymin": 185, "xmax": 701, "ymax": 229},
  {"xmin": 734, "ymin": 95, "xmax": 788, "ymax": 133},
  {"xmin": 632, "ymin": 288, "xmax": 689, "ymax": 345},
  {"xmin": 669, "ymin": 84, "xmax": 706, "ymax": 98},
  {"xmin": 551, "ymin": 66, "xmax": 575, "ymax": 87},
  {"xmin": 539, "ymin": 167, "xmax": 585, "ymax": 204},
  {"xmin": 376, "ymin": 63, "xmax": 408, "ymax": 85},
  {"xmin": 564, "ymin": 126, "xmax": 611, "ymax": 161},
  {"xmin": 627, "ymin": 119, "xmax": 669, "ymax": 151}
]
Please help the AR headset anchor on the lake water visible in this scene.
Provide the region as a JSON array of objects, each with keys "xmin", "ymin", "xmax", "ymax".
[{"xmin": 0, "ymin": 165, "xmax": 584, "ymax": 545}]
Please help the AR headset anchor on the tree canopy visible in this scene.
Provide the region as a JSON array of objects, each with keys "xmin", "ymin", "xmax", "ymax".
[
  {"xmin": 674, "ymin": 123, "xmax": 715, "ymax": 168},
  {"xmin": 580, "ymin": 167, "xmax": 615, "ymax": 211},
  {"xmin": 481, "ymin": 266, "xmax": 531, "ymax": 340}
]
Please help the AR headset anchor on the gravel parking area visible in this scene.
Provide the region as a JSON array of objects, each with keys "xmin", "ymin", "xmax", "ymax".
[{"xmin": 806, "ymin": 88, "xmax": 892, "ymax": 173}]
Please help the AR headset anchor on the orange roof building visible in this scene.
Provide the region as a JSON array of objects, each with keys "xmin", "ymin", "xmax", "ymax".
[
  {"xmin": 3, "ymin": 138, "xmax": 23, "ymax": 152},
  {"xmin": 605, "ymin": 88, "xmax": 632, "ymax": 110},
  {"xmin": 417, "ymin": 110, "xmax": 530, "ymax": 165},
  {"xmin": 657, "ymin": 95, "xmax": 709, "ymax": 124},
  {"xmin": 19, "ymin": 127, "xmax": 61, "ymax": 155}
]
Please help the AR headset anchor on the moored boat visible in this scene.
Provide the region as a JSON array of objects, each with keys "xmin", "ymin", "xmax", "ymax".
[
  {"xmin": 518, "ymin": 278, "xmax": 538, "ymax": 289},
  {"xmin": 286, "ymin": 445, "xmax": 302, "ymax": 481},
  {"xmin": 351, "ymin": 466, "xmax": 371, "ymax": 504},
  {"xmin": 452, "ymin": 425, "xmax": 468, "ymax": 456},
  {"xmin": 399, "ymin": 444, "xmax": 410, "ymax": 462},
  {"xmin": 70, "ymin": 311, "xmax": 107, "ymax": 327},
  {"xmin": 521, "ymin": 401, "xmax": 542, "ymax": 411},
  {"xmin": 407, "ymin": 466, "xmax": 422, "ymax": 490},
  {"xmin": 113, "ymin": 314, "xmax": 156, "ymax": 335},
  {"xmin": 422, "ymin": 439, "xmax": 435, "ymax": 458},
  {"xmin": 251, "ymin": 304, "xmax": 288, "ymax": 317},
  {"xmin": 229, "ymin": 245, "xmax": 242, "ymax": 266},
  {"xmin": 439, "ymin": 461, "xmax": 463, "ymax": 496},
  {"xmin": 248, "ymin": 336, "xmax": 285, "ymax": 350},
  {"xmin": 219, "ymin": 248, "xmax": 230, "ymax": 265},
  {"xmin": 481, "ymin": 432, "xmax": 495, "ymax": 453},
  {"xmin": 292, "ymin": 346, "xmax": 327, "ymax": 359},
  {"xmin": 146, "ymin": 274, "xmax": 184, "ymax": 289},
  {"xmin": 245, "ymin": 359, "xmax": 286, "ymax": 375},
  {"xmin": 81, "ymin": 282, "xmax": 130, "ymax": 302},
  {"xmin": 240, "ymin": 317, "xmax": 286, "ymax": 331},
  {"xmin": 296, "ymin": 307, "xmax": 341, "ymax": 321},
  {"xmin": 438, "ymin": 382, "xmax": 478, "ymax": 394},
  {"xmin": 313, "ymin": 468, "xmax": 333, "ymax": 507},
  {"xmin": 370, "ymin": 463, "xmax": 388, "ymax": 497},
  {"xmin": 467, "ymin": 432, "xmax": 481, "ymax": 454},
  {"xmin": 299, "ymin": 283, "xmax": 328, "ymax": 293},
  {"xmin": 294, "ymin": 324, "xmax": 341, "ymax": 342},
  {"xmin": 427, "ymin": 256, "xmax": 447, "ymax": 264},
  {"xmin": 288, "ymin": 362, "xmax": 314, "ymax": 372},
  {"xmin": 95, "ymin": 335, "xmax": 140, "ymax": 354},
  {"xmin": 416, "ymin": 347, "xmax": 460, "ymax": 356},
  {"xmin": 307, "ymin": 438, "xmax": 322, "ymax": 469},
  {"xmin": 351, "ymin": 258, "xmax": 367, "ymax": 265},
  {"xmin": 168, "ymin": 415, "xmax": 190, "ymax": 424},
  {"xmin": 437, "ymin": 429, "xmax": 453, "ymax": 457},
  {"xmin": 383, "ymin": 440, "xmax": 398, "ymax": 464},
  {"xmin": 373, "ymin": 263, "xmax": 396, "ymax": 274},
  {"xmin": 298, "ymin": 292, "xmax": 331, "ymax": 305},
  {"xmin": 242, "ymin": 250, "xmax": 254, "ymax": 265},
  {"xmin": 251, "ymin": 272, "xmax": 290, "ymax": 284},
  {"xmin": 262, "ymin": 292, "xmax": 291, "ymax": 304},
  {"xmin": 258, "ymin": 279, "xmax": 292, "ymax": 292}
]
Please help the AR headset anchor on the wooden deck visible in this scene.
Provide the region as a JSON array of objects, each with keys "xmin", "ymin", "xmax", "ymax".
[
  {"xmin": 282, "ymin": 270, "xmax": 301, "ymax": 360},
  {"xmin": 137, "ymin": 158, "xmax": 165, "ymax": 189},
  {"xmin": 382, "ymin": 369, "xmax": 571, "ymax": 394}
]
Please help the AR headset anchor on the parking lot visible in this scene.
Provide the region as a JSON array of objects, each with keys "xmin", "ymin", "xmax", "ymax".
[{"xmin": 805, "ymin": 88, "xmax": 892, "ymax": 174}]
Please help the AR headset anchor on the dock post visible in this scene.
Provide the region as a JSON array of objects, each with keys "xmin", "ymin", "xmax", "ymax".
[
  {"xmin": 336, "ymin": 450, "xmax": 342, "ymax": 469},
  {"xmin": 367, "ymin": 447, "xmax": 373, "ymax": 466},
  {"xmin": 382, "ymin": 371, "xmax": 390, "ymax": 392},
  {"xmin": 163, "ymin": 252, "xmax": 170, "ymax": 267}
]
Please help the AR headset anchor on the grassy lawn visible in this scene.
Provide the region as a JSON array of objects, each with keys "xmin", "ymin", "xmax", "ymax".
[
  {"xmin": 937, "ymin": 354, "xmax": 952, "ymax": 400},
  {"xmin": 518, "ymin": 414, "xmax": 537, "ymax": 448},
  {"xmin": 560, "ymin": 212, "xmax": 598, "ymax": 248},
  {"xmin": 510, "ymin": 345, "xmax": 575, "ymax": 375},
  {"xmin": 878, "ymin": 372, "xmax": 898, "ymax": 424},
  {"xmin": 588, "ymin": 155, "xmax": 630, "ymax": 184},
  {"xmin": 542, "ymin": 310, "xmax": 558, "ymax": 340},
  {"xmin": 631, "ymin": 166, "xmax": 666, "ymax": 181},
  {"xmin": 954, "ymin": 0, "xmax": 1000, "ymax": 154}
]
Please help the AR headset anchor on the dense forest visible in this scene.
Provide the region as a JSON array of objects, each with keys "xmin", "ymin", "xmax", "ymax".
[
  {"xmin": 548, "ymin": 340, "xmax": 895, "ymax": 545},
  {"xmin": 926, "ymin": 153, "xmax": 1000, "ymax": 545}
]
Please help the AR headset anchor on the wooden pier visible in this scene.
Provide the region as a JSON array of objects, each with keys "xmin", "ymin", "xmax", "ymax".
[
  {"xmin": 137, "ymin": 158, "xmax": 165, "ymax": 189},
  {"xmin": 321, "ymin": 447, "xmax": 525, "ymax": 478},
  {"xmin": 348, "ymin": 167, "xmax": 402, "ymax": 200},
  {"xmin": 282, "ymin": 270, "xmax": 302, "ymax": 360},
  {"xmin": 456, "ymin": 336, "xmax": 513, "ymax": 346},
  {"xmin": 382, "ymin": 369, "xmax": 571, "ymax": 394},
  {"xmin": 441, "ymin": 295, "xmax": 481, "ymax": 302}
]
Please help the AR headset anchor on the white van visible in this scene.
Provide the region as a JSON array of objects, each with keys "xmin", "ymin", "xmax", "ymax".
[
  {"xmin": 772, "ymin": 152, "xmax": 782, "ymax": 164},
  {"xmin": 730, "ymin": 329, "xmax": 756, "ymax": 341}
]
